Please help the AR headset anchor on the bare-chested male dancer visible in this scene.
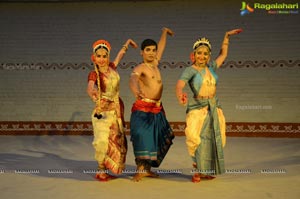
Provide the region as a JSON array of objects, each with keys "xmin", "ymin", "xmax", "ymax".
[{"xmin": 129, "ymin": 27, "xmax": 175, "ymax": 182}]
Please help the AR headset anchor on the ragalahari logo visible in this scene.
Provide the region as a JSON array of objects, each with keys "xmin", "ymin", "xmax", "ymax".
[{"xmin": 240, "ymin": 2, "xmax": 254, "ymax": 16}]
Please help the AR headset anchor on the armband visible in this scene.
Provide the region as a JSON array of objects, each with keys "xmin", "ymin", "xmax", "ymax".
[{"xmin": 131, "ymin": 71, "xmax": 140, "ymax": 76}]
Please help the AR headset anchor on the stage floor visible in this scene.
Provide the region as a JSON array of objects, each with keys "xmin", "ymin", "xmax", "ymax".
[{"xmin": 0, "ymin": 136, "xmax": 299, "ymax": 199}]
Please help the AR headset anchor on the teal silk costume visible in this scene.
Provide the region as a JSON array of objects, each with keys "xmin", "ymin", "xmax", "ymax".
[
  {"xmin": 179, "ymin": 61, "xmax": 226, "ymax": 175},
  {"xmin": 130, "ymin": 99, "xmax": 174, "ymax": 167}
]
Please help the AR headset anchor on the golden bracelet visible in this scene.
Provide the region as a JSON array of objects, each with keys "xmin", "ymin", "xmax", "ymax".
[
  {"xmin": 122, "ymin": 45, "xmax": 128, "ymax": 51},
  {"xmin": 177, "ymin": 94, "xmax": 183, "ymax": 99},
  {"xmin": 223, "ymin": 42, "xmax": 229, "ymax": 45}
]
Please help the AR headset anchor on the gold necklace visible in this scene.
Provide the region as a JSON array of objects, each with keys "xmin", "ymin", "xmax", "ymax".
[
  {"xmin": 99, "ymin": 66, "xmax": 109, "ymax": 74},
  {"xmin": 194, "ymin": 63, "xmax": 206, "ymax": 69},
  {"xmin": 199, "ymin": 68, "xmax": 214, "ymax": 87},
  {"xmin": 144, "ymin": 62, "xmax": 162, "ymax": 83},
  {"xmin": 144, "ymin": 62, "xmax": 154, "ymax": 68}
]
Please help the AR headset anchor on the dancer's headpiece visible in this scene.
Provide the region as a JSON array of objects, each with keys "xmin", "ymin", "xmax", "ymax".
[
  {"xmin": 93, "ymin": 39, "xmax": 111, "ymax": 54},
  {"xmin": 193, "ymin": 37, "xmax": 211, "ymax": 52}
]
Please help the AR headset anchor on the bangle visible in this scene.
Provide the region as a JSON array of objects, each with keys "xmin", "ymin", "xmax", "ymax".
[
  {"xmin": 122, "ymin": 45, "xmax": 128, "ymax": 51},
  {"xmin": 223, "ymin": 42, "xmax": 229, "ymax": 45}
]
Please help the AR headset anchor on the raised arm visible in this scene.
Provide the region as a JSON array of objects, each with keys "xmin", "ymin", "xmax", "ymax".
[
  {"xmin": 113, "ymin": 39, "xmax": 138, "ymax": 67},
  {"xmin": 156, "ymin": 27, "xmax": 174, "ymax": 61},
  {"xmin": 215, "ymin": 29, "xmax": 243, "ymax": 68}
]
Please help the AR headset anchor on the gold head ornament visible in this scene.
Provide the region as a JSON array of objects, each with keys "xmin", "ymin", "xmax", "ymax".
[
  {"xmin": 193, "ymin": 37, "xmax": 211, "ymax": 52},
  {"xmin": 93, "ymin": 39, "xmax": 111, "ymax": 54}
]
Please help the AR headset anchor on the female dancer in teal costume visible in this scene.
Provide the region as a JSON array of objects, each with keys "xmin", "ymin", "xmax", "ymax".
[{"xmin": 176, "ymin": 29, "xmax": 242, "ymax": 183}]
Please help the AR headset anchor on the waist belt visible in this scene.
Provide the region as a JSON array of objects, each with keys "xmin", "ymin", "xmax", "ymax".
[
  {"xmin": 194, "ymin": 95, "xmax": 215, "ymax": 100},
  {"xmin": 141, "ymin": 98, "xmax": 161, "ymax": 107}
]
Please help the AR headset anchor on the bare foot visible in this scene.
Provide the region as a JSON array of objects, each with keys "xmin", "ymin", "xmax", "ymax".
[
  {"xmin": 95, "ymin": 173, "xmax": 117, "ymax": 182},
  {"xmin": 192, "ymin": 173, "xmax": 201, "ymax": 183},
  {"xmin": 132, "ymin": 171, "xmax": 159, "ymax": 182},
  {"xmin": 192, "ymin": 163, "xmax": 215, "ymax": 180},
  {"xmin": 199, "ymin": 174, "xmax": 215, "ymax": 180},
  {"xmin": 132, "ymin": 172, "xmax": 146, "ymax": 182},
  {"xmin": 146, "ymin": 170, "xmax": 159, "ymax": 178},
  {"xmin": 192, "ymin": 173, "xmax": 215, "ymax": 183}
]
